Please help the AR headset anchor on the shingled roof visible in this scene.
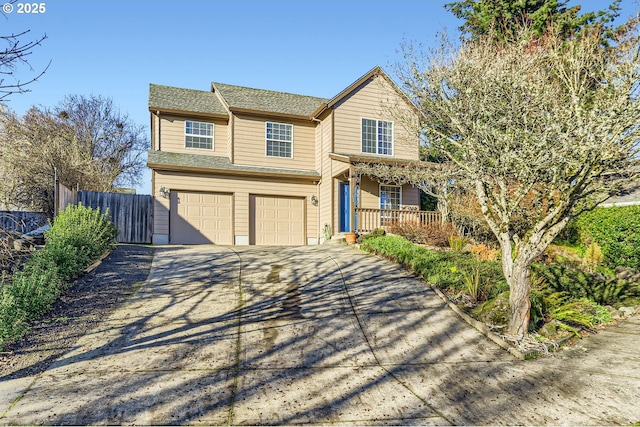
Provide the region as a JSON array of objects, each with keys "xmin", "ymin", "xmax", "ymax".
[
  {"xmin": 149, "ymin": 84, "xmax": 228, "ymax": 116},
  {"xmin": 147, "ymin": 150, "xmax": 321, "ymax": 180},
  {"xmin": 212, "ymin": 82, "xmax": 328, "ymax": 118}
]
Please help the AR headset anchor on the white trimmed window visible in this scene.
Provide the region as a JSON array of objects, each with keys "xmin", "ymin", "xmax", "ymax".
[
  {"xmin": 362, "ymin": 118, "xmax": 393, "ymax": 155},
  {"xmin": 380, "ymin": 185, "xmax": 402, "ymax": 210},
  {"xmin": 266, "ymin": 122, "xmax": 293, "ymax": 158},
  {"xmin": 380, "ymin": 185, "xmax": 401, "ymax": 225},
  {"xmin": 185, "ymin": 120, "xmax": 214, "ymax": 150}
]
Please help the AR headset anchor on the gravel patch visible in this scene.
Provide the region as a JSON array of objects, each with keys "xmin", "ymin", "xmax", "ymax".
[{"xmin": 0, "ymin": 244, "xmax": 154, "ymax": 381}]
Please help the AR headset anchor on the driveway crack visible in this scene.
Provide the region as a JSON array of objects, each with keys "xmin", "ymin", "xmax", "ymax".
[{"xmin": 325, "ymin": 254, "xmax": 454, "ymax": 425}]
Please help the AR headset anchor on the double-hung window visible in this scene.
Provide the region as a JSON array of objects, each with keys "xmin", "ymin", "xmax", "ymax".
[
  {"xmin": 266, "ymin": 122, "xmax": 293, "ymax": 158},
  {"xmin": 362, "ymin": 118, "xmax": 393, "ymax": 155},
  {"xmin": 380, "ymin": 185, "xmax": 401, "ymax": 225},
  {"xmin": 185, "ymin": 120, "xmax": 214, "ymax": 150}
]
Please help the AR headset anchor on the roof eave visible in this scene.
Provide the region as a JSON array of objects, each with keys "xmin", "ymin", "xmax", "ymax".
[
  {"xmin": 149, "ymin": 107, "xmax": 229, "ymax": 120},
  {"xmin": 329, "ymin": 153, "xmax": 417, "ymax": 166},
  {"xmin": 147, "ymin": 161, "xmax": 321, "ymax": 182}
]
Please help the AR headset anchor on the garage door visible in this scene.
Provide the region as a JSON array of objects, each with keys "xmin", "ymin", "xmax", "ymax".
[
  {"xmin": 170, "ymin": 191, "xmax": 233, "ymax": 244},
  {"xmin": 252, "ymin": 195, "xmax": 305, "ymax": 245}
]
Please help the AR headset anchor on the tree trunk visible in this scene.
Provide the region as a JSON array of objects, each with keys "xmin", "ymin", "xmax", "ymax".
[
  {"xmin": 507, "ymin": 262, "xmax": 531, "ymax": 336},
  {"xmin": 499, "ymin": 237, "xmax": 533, "ymax": 337}
]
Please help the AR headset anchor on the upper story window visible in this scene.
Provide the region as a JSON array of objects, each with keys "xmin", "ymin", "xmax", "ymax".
[
  {"xmin": 266, "ymin": 122, "xmax": 293, "ymax": 158},
  {"xmin": 362, "ymin": 118, "xmax": 393, "ymax": 156},
  {"xmin": 185, "ymin": 120, "xmax": 214, "ymax": 150}
]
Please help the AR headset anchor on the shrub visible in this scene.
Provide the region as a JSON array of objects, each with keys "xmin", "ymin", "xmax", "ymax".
[
  {"xmin": 530, "ymin": 273, "xmax": 612, "ymax": 335},
  {"xmin": 583, "ymin": 242, "xmax": 604, "ymax": 271},
  {"xmin": 387, "ymin": 220, "xmax": 459, "ymax": 247},
  {"xmin": 531, "ymin": 263, "xmax": 640, "ymax": 307},
  {"xmin": 0, "ymin": 204, "xmax": 117, "ymax": 348},
  {"xmin": 574, "ymin": 206, "xmax": 640, "ymax": 268},
  {"xmin": 356, "ymin": 228, "xmax": 385, "ymax": 244},
  {"xmin": 45, "ymin": 204, "xmax": 118, "ymax": 279},
  {"xmin": 448, "ymin": 235, "xmax": 467, "ymax": 252},
  {"xmin": 470, "ymin": 243, "xmax": 500, "ymax": 261}
]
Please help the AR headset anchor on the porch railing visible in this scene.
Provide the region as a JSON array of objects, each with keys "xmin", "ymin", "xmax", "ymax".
[{"xmin": 355, "ymin": 208, "xmax": 442, "ymax": 233}]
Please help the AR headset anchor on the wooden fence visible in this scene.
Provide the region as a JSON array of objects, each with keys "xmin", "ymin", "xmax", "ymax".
[
  {"xmin": 355, "ymin": 208, "xmax": 441, "ymax": 233},
  {"xmin": 0, "ymin": 211, "xmax": 49, "ymax": 234},
  {"xmin": 77, "ymin": 191, "xmax": 153, "ymax": 244},
  {"xmin": 57, "ymin": 183, "xmax": 77, "ymax": 216}
]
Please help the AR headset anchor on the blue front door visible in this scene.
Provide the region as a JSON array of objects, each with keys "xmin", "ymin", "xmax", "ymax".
[{"xmin": 339, "ymin": 182, "xmax": 350, "ymax": 232}]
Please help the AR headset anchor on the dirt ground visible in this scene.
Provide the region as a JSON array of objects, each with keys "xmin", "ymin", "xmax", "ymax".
[{"xmin": 0, "ymin": 244, "xmax": 154, "ymax": 381}]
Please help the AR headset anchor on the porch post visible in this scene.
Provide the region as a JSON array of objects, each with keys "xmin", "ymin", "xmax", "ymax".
[{"xmin": 349, "ymin": 164, "xmax": 356, "ymax": 233}]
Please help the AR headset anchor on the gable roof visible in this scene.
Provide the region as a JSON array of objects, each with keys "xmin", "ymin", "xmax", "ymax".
[
  {"xmin": 211, "ymin": 82, "xmax": 328, "ymax": 119},
  {"xmin": 312, "ymin": 66, "xmax": 421, "ymax": 119},
  {"xmin": 149, "ymin": 84, "xmax": 227, "ymax": 117},
  {"xmin": 150, "ymin": 66, "xmax": 416, "ymax": 121}
]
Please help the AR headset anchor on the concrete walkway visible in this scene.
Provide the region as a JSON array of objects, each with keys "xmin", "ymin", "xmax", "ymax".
[{"xmin": 1, "ymin": 245, "xmax": 638, "ymax": 425}]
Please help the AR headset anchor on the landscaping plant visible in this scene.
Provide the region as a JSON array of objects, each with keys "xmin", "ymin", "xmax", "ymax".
[{"xmin": 0, "ymin": 204, "xmax": 117, "ymax": 348}]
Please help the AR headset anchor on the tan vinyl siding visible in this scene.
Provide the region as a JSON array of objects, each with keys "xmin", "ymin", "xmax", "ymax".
[
  {"xmin": 158, "ymin": 115, "xmax": 228, "ymax": 156},
  {"xmin": 401, "ymin": 185, "xmax": 420, "ymax": 208},
  {"xmin": 153, "ymin": 169, "xmax": 170, "ymax": 235},
  {"xmin": 227, "ymin": 114, "xmax": 234, "ymax": 162},
  {"xmin": 317, "ymin": 113, "xmax": 335, "ymax": 236},
  {"xmin": 233, "ymin": 114, "xmax": 316, "ymax": 170},
  {"xmin": 333, "ymin": 75, "xmax": 418, "ymax": 160},
  {"xmin": 358, "ymin": 178, "xmax": 420, "ymax": 210},
  {"xmin": 359, "ymin": 177, "xmax": 380, "ymax": 210},
  {"xmin": 153, "ymin": 171, "xmax": 318, "ymax": 241}
]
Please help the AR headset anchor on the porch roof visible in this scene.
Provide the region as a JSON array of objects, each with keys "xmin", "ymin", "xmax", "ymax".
[{"xmin": 329, "ymin": 152, "xmax": 417, "ymax": 166}]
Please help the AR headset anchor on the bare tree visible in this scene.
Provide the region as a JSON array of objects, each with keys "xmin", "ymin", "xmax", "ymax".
[
  {"xmin": 55, "ymin": 94, "xmax": 147, "ymax": 189},
  {"xmin": 396, "ymin": 21, "xmax": 640, "ymax": 336},
  {"xmin": 0, "ymin": 95, "xmax": 148, "ymax": 215},
  {"xmin": 1, "ymin": 1, "xmax": 49, "ymax": 101}
]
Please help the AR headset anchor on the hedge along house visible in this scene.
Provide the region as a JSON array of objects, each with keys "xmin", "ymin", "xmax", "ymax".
[{"xmin": 147, "ymin": 66, "xmax": 424, "ymax": 245}]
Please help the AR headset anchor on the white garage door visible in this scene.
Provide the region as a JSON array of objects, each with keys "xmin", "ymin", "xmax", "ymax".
[
  {"xmin": 170, "ymin": 191, "xmax": 233, "ymax": 245},
  {"xmin": 252, "ymin": 195, "xmax": 305, "ymax": 245}
]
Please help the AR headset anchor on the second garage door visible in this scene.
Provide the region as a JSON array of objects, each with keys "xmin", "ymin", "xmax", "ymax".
[
  {"xmin": 252, "ymin": 195, "xmax": 305, "ymax": 245},
  {"xmin": 170, "ymin": 191, "xmax": 233, "ymax": 245}
]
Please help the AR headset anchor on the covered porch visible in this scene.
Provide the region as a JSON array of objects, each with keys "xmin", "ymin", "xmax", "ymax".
[{"xmin": 329, "ymin": 153, "xmax": 440, "ymax": 236}]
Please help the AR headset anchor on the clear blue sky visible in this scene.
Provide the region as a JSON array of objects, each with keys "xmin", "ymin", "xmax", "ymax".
[{"xmin": 2, "ymin": 0, "xmax": 638, "ymax": 195}]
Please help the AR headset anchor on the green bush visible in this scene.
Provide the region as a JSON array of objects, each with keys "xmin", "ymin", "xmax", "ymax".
[
  {"xmin": 44, "ymin": 204, "xmax": 118, "ymax": 279},
  {"xmin": 574, "ymin": 206, "xmax": 640, "ymax": 269},
  {"xmin": 532, "ymin": 263, "xmax": 640, "ymax": 307},
  {"xmin": 0, "ymin": 204, "xmax": 117, "ymax": 348}
]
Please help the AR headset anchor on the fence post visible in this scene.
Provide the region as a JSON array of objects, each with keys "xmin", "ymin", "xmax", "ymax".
[{"xmin": 53, "ymin": 167, "xmax": 58, "ymax": 218}]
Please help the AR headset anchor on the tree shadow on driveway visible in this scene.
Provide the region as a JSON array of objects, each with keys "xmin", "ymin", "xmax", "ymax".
[{"xmin": 1, "ymin": 245, "xmax": 638, "ymax": 425}]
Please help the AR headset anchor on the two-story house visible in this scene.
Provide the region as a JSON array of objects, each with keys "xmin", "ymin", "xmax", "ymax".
[{"xmin": 147, "ymin": 66, "xmax": 422, "ymax": 245}]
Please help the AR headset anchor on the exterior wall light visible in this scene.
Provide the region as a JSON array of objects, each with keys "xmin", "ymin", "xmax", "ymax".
[{"xmin": 159, "ymin": 186, "xmax": 169, "ymax": 198}]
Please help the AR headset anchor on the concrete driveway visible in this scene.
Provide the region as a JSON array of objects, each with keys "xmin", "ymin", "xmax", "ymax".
[{"xmin": 1, "ymin": 245, "xmax": 638, "ymax": 425}]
